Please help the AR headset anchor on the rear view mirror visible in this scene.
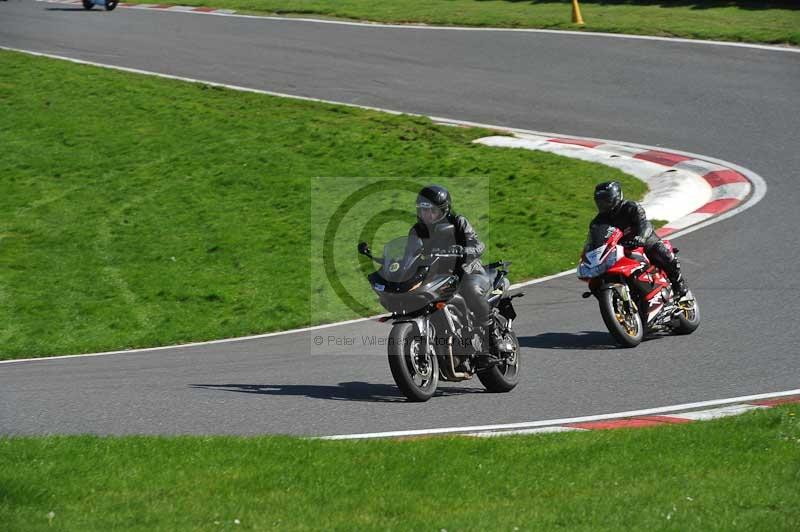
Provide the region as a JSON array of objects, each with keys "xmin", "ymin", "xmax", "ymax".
[{"xmin": 357, "ymin": 242, "xmax": 372, "ymax": 258}]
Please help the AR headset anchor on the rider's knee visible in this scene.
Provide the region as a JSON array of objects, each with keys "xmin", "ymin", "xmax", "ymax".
[{"xmin": 461, "ymin": 275, "xmax": 482, "ymax": 297}]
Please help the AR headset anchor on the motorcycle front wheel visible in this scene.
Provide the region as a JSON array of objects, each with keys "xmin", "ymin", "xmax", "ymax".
[
  {"xmin": 599, "ymin": 285, "xmax": 643, "ymax": 348},
  {"xmin": 387, "ymin": 322, "xmax": 439, "ymax": 402}
]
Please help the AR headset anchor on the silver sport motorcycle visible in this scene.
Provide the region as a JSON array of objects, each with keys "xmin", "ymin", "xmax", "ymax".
[{"xmin": 358, "ymin": 232, "xmax": 523, "ymax": 402}]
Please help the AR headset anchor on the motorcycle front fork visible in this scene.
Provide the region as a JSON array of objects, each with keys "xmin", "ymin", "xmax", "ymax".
[{"xmin": 617, "ymin": 283, "xmax": 639, "ymax": 316}]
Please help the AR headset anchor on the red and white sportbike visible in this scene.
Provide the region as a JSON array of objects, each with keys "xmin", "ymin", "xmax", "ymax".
[{"xmin": 577, "ymin": 223, "xmax": 700, "ymax": 347}]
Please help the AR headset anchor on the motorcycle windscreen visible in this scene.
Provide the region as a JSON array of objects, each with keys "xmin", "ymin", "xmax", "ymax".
[
  {"xmin": 381, "ymin": 236, "xmax": 423, "ymax": 283},
  {"xmin": 579, "ymin": 244, "xmax": 613, "ymax": 278}
]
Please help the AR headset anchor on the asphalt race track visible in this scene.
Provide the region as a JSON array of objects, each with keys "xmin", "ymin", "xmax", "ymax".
[{"xmin": 1, "ymin": 1, "xmax": 798, "ymax": 436}]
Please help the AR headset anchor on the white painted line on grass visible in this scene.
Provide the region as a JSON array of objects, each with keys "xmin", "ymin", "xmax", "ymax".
[{"xmin": 319, "ymin": 389, "xmax": 800, "ymax": 439}]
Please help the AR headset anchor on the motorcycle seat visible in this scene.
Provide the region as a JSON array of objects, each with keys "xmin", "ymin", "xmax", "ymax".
[{"xmin": 483, "ymin": 268, "xmax": 510, "ymax": 299}]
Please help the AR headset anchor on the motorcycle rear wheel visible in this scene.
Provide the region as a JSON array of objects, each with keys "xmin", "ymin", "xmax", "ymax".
[
  {"xmin": 599, "ymin": 285, "xmax": 643, "ymax": 348},
  {"xmin": 477, "ymin": 329, "xmax": 520, "ymax": 393},
  {"xmin": 387, "ymin": 323, "xmax": 439, "ymax": 402},
  {"xmin": 674, "ymin": 293, "xmax": 700, "ymax": 335}
]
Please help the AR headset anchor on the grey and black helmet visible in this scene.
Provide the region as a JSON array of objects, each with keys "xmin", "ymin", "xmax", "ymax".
[
  {"xmin": 416, "ymin": 185, "xmax": 451, "ymax": 224},
  {"xmin": 594, "ymin": 181, "xmax": 623, "ymax": 214}
]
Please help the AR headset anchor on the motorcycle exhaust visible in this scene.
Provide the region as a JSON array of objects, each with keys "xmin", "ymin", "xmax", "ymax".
[
  {"xmin": 440, "ymin": 305, "xmax": 469, "ymax": 378},
  {"xmin": 447, "ymin": 336, "xmax": 470, "ymax": 379}
]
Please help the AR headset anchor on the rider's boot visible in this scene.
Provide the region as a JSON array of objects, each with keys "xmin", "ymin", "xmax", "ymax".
[
  {"xmin": 672, "ymin": 275, "xmax": 689, "ymax": 299},
  {"xmin": 490, "ymin": 327, "xmax": 514, "ymax": 355},
  {"xmin": 662, "ymin": 253, "xmax": 689, "ymax": 299},
  {"xmin": 476, "ymin": 322, "xmax": 498, "ymax": 369},
  {"xmin": 477, "ymin": 322, "xmax": 512, "ymax": 369},
  {"xmin": 665, "ymin": 260, "xmax": 688, "ymax": 299}
]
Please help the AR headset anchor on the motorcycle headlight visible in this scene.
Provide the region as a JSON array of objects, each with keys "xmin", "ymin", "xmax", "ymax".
[
  {"xmin": 577, "ymin": 262, "xmax": 594, "ymax": 279},
  {"xmin": 577, "ymin": 247, "xmax": 618, "ymax": 279}
]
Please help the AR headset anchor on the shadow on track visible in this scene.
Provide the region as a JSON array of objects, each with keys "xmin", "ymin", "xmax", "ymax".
[
  {"xmin": 189, "ymin": 381, "xmax": 484, "ymax": 403},
  {"xmin": 519, "ymin": 331, "xmax": 618, "ymax": 350}
]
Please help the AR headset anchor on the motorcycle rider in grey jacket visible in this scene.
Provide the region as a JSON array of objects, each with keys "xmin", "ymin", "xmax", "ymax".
[{"xmin": 410, "ymin": 185, "xmax": 508, "ymax": 357}]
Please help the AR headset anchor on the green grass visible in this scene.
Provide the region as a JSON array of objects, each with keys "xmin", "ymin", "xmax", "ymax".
[
  {"xmin": 0, "ymin": 50, "xmax": 643, "ymax": 358},
  {"xmin": 1, "ymin": 403, "xmax": 799, "ymax": 530},
  {"xmin": 122, "ymin": 0, "xmax": 800, "ymax": 45}
]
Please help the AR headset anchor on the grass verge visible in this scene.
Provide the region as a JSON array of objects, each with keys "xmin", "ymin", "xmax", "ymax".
[
  {"xmin": 1, "ymin": 403, "xmax": 799, "ymax": 530},
  {"xmin": 0, "ymin": 50, "xmax": 643, "ymax": 358},
  {"xmin": 121, "ymin": 0, "xmax": 800, "ymax": 45}
]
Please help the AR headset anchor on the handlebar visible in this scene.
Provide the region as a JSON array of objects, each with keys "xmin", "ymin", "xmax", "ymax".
[
  {"xmin": 428, "ymin": 248, "xmax": 465, "ymax": 259},
  {"xmin": 485, "ymin": 260, "xmax": 511, "ymax": 269}
]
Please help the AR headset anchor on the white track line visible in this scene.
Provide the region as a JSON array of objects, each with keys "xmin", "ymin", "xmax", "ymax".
[
  {"xmin": 0, "ymin": 314, "xmax": 385, "ymax": 365},
  {"xmin": 0, "ymin": 46, "xmax": 768, "ymax": 363},
  {"xmin": 32, "ymin": 0, "xmax": 800, "ymax": 54},
  {"xmin": 319, "ymin": 389, "xmax": 800, "ymax": 439}
]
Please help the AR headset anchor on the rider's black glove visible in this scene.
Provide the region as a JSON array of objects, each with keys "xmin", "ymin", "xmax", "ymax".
[
  {"xmin": 629, "ymin": 236, "xmax": 646, "ymax": 247},
  {"xmin": 448, "ymin": 244, "xmax": 464, "ymax": 255}
]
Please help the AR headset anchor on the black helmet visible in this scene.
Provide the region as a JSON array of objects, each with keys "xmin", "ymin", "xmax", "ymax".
[
  {"xmin": 416, "ymin": 185, "xmax": 451, "ymax": 224},
  {"xmin": 594, "ymin": 181, "xmax": 623, "ymax": 214}
]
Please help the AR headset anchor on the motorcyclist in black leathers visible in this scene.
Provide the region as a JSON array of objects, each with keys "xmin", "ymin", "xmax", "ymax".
[
  {"xmin": 593, "ymin": 181, "xmax": 689, "ymax": 298},
  {"xmin": 410, "ymin": 185, "xmax": 507, "ymax": 356}
]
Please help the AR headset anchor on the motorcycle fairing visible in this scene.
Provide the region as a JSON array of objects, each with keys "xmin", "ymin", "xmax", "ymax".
[
  {"xmin": 579, "ymin": 223, "xmax": 683, "ymax": 330},
  {"xmin": 578, "ymin": 243, "xmax": 623, "ymax": 279},
  {"xmin": 606, "ymin": 254, "xmax": 646, "ymax": 278}
]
